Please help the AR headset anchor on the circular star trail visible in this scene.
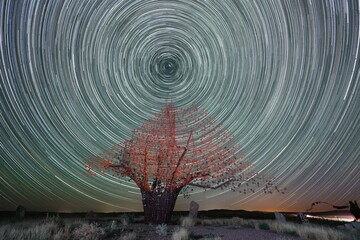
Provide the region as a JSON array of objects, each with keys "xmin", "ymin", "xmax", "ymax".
[{"xmin": 0, "ymin": 0, "xmax": 359, "ymax": 212}]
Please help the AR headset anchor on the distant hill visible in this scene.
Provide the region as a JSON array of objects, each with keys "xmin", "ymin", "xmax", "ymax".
[{"xmin": 0, "ymin": 209, "xmax": 352, "ymax": 221}]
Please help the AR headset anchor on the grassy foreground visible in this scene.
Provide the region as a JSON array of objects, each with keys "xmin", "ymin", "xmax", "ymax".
[
  {"xmin": 199, "ymin": 217, "xmax": 359, "ymax": 240},
  {"xmin": 0, "ymin": 212, "xmax": 359, "ymax": 240}
]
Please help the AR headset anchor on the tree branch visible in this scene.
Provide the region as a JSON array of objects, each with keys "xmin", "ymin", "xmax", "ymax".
[
  {"xmin": 169, "ymin": 130, "xmax": 193, "ymax": 188},
  {"xmin": 108, "ymin": 162, "xmax": 142, "ymax": 188},
  {"xmin": 142, "ymin": 144, "xmax": 150, "ymax": 191},
  {"xmin": 188, "ymin": 177, "xmax": 236, "ymax": 190}
]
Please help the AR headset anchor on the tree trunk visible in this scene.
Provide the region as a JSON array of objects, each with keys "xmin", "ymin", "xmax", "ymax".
[{"xmin": 141, "ymin": 188, "xmax": 182, "ymax": 224}]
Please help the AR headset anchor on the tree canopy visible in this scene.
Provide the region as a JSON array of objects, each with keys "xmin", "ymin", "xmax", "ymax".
[{"xmin": 85, "ymin": 104, "xmax": 280, "ymax": 195}]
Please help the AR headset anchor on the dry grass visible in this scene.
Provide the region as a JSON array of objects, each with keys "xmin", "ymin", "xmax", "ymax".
[
  {"xmin": 0, "ymin": 216, "xmax": 108, "ymax": 240},
  {"xmin": 0, "ymin": 214, "xmax": 357, "ymax": 240},
  {"xmin": 172, "ymin": 227, "xmax": 189, "ymax": 240},
  {"xmin": 120, "ymin": 232, "xmax": 137, "ymax": 240},
  {"xmin": 0, "ymin": 217, "xmax": 73, "ymax": 240},
  {"xmin": 199, "ymin": 217, "xmax": 350, "ymax": 240},
  {"xmin": 180, "ymin": 216, "xmax": 196, "ymax": 228},
  {"xmin": 72, "ymin": 222, "xmax": 105, "ymax": 240}
]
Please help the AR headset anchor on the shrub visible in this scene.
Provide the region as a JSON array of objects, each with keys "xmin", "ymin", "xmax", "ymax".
[
  {"xmin": 69, "ymin": 219, "xmax": 85, "ymax": 232},
  {"xmin": 180, "ymin": 216, "xmax": 196, "ymax": 228},
  {"xmin": 72, "ymin": 222, "xmax": 105, "ymax": 240},
  {"xmin": 119, "ymin": 213, "xmax": 135, "ymax": 225},
  {"xmin": 258, "ymin": 222, "xmax": 270, "ymax": 230},
  {"xmin": 120, "ymin": 232, "xmax": 137, "ymax": 240},
  {"xmin": 110, "ymin": 220, "xmax": 117, "ymax": 232},
  {"xmin": 172, "ymin": 228, "xmax": 189, "ymax": 240},
  {"xmin": 156, "ymin": 223, "xmax": 168, "ymax": 236}
]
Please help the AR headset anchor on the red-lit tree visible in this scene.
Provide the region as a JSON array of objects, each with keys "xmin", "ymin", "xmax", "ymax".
[{"xmin": 85, "ymin": 104, "xmax": 280, "ymax": 224}]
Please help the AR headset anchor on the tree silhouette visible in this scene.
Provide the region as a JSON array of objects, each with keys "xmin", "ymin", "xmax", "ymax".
[{"xmin": 84, "ymin": 104, "xmax": 280, "ymax": 224}]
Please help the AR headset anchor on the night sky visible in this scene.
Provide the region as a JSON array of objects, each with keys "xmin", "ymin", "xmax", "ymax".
[{"xmin": 0, "ymin": 0, "xmax": 359, "ymax": 213}]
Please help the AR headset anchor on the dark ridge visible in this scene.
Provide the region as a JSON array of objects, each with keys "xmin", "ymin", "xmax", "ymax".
[
  {"xmin": 0, "ymin": 209, "xmax": 274, "ymax": 220},
  {"xmin": 0, "ymin": 209, "xmax": 351, "ymax": 222}
]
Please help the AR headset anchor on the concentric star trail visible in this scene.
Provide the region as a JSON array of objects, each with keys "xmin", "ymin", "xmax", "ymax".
[{"xmin": 0, "ymin": 0, "xmax": 359, "ymax": 212}]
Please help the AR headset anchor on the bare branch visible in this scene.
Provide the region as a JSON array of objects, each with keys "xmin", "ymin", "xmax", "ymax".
[
  {"xmin": 188, "ymin": 177, "xmax": 236, "ymax": 190},
  {"xmin": 169, "ymin": 130, "xmax": 193, "ymax": 187}
]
